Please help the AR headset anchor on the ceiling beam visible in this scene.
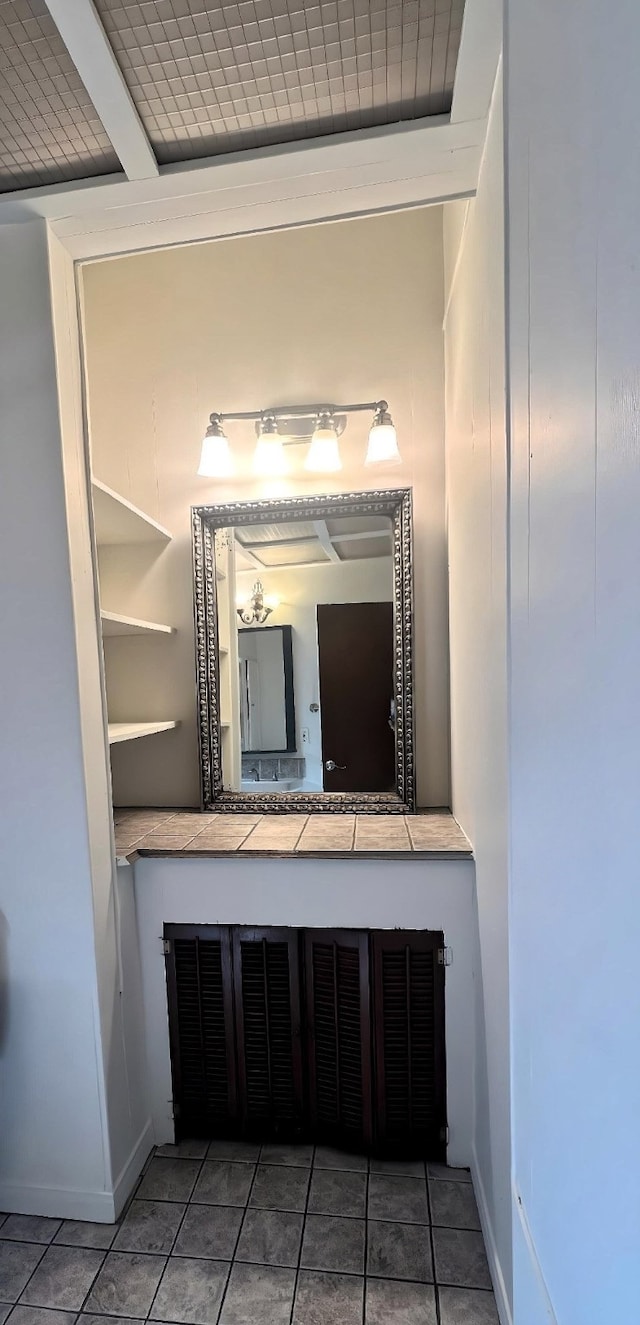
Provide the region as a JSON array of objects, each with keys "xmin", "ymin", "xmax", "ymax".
[
  {"xmin": 329, "ymin": 529, "xmax": 391, "ymax": 544},
  {"xmin": 235, "ymin": 545, "xmax": 265, "ymax": 571},
  {"xmin": 313, "ymin": 521, "xmax": 341, "ymax": 563},
  {"xmin": 450, "ymin": 0, "xmax": 501, "ymax": 125},
  {"xmin": 0, "ymin": 114, "xmax": 483, "ymax": 259},
  {"xmin": 43, "ymin": 0, "xmax": 158, "ymax": 182}
]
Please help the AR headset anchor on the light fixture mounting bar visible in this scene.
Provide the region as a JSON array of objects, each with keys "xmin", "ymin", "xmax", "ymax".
[{"xmin": 213, "ymin": 400, "xmax": 385, "ymax": 422}]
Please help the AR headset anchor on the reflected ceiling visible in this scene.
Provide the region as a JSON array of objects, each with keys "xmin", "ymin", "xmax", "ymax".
[{"xmin": 234, "ymin": 514, "xmax": 393, "ymax": 570}]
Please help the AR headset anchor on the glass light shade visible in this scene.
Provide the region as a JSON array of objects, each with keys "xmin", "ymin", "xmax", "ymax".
[
  {"xmin": 198, "ymin": 430, "xmax": 234, "ymax": 477},
  {"xmin": 365, "ymin": 420, "xmax": 401, "ymax": 466},
  {"xmin": 305, "ymin": 426, "xmax": 342, "ymax": 473},
  {"xmin": 253, "ymin": 434, "xmax": 288, "ymax": 477}
]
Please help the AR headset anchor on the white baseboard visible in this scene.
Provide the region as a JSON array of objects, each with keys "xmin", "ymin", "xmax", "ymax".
[
  {"xmin": 0, "ymin": 1118, "xmax": 154, "ymax": 1223},
  {"xmin": 112, "ymin": 1118, "xmax": 154, "ymax": 1218},
  {"xmin": 513, "ymin": 1183, "xmax": 559, "ymax": 1324},
  {"xmin": 0, "ymin": 1179, "xmax": 117, "ymax": 1223},
  {"xmin": 471, "ymin": 1146, "xmax": 513, "ymax": 1325}
]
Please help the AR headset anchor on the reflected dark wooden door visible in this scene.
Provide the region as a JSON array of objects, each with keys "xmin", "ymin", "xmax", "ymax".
[{"xmin": 317, "ymin": 602, "xmax": 395, "ymax": 792}]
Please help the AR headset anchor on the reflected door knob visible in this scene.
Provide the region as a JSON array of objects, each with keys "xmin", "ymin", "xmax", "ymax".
[{"xmin": 325, "ymin": 759, "xmax": 347, "ymax": 771}]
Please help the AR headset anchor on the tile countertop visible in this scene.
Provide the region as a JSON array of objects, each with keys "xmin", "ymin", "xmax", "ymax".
[{"xmin": 113, "ymin": 809, "xmax": 472, "ymax": 861}]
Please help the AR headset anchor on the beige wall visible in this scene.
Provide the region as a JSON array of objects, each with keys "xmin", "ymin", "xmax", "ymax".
[{"xmin": 82, "ymin": 208, "xmax": 449, "ymax": 807}]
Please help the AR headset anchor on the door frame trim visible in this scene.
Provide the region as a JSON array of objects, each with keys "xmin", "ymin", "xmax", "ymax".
[{"xmin": 192, "ymin": 487, "xmax": 415, "ymax": 813}]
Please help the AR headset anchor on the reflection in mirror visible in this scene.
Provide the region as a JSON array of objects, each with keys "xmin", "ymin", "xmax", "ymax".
[
  {"xmin": 238, "ymin": 625, "xmax": 295, "ymax": 763},
  {"xmin": 192, "ymin": 489, "xmax": 414, "ymax": 811},
  {"xmin": 218, "ymin": 513, "xmax": 395, "ymax": 796}
]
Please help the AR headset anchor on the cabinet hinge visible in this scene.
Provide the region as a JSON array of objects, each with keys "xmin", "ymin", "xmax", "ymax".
[
  {"xmin": 438, "ymin": 946, "xmax": 453, "ymax": 966},
  {"xmin": 439, "ymin": 1124, "xmax": 450, "ymax": 1144},
  {"xmin": 162, "ymin": 937, "xmax": 172, "ymax": 955}
]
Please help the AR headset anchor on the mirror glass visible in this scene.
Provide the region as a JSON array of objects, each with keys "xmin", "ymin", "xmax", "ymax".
[
  {"xmin": 215, "ymin": 513, "xmax": 396, "ymax": 796},
  {"xmin": 238, "ymin": 625, "xmax": 295, "ymax": 757}
]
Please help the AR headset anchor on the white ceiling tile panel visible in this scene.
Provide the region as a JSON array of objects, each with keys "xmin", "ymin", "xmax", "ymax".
[
  {"xmin": 93, "ymin": 0, "xmax": 462, "ymax": 165},
  {"xmin": 0, "ymin": 0, "xmax": 120, "ymax": 191}
]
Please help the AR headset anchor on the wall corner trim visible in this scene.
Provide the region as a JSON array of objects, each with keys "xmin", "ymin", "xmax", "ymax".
[{"xmin": 471, "ymin": 1146, "xmax": 513, "ymax": 1325}]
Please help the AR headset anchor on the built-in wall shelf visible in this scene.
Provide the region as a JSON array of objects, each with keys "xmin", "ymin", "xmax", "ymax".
[
  {"xmin": 108, "ymin": 720, "xmax": 180, "ymax": 745},
  {"xmin": 101, "ymin": 610, "xmax": 175, "ymax": 637},
  {"xmin": 92, "ymin": 478, "xmax": 172, "ymax": 547}
]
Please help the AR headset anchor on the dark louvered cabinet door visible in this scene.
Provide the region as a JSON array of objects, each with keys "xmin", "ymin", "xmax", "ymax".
[
  {"xmin": 232, "ymin": 928, "xmax": 304, "ymax": 1139},
  {"xmin": 372, "ymin": 930, "xmax": 446, "ymax": 1159},
  {"xmin": 164, "ymin": 925, "xmax": 237, "ymax": 1138},
  {"xmin": 305, "ymin": 929, "xmax": 372, "ymax": 1149}
]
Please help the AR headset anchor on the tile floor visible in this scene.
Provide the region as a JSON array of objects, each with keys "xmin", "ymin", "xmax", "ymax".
[{"xmin": 0, "ymin": 1144, "xmax": 498, "ymax": 1325}]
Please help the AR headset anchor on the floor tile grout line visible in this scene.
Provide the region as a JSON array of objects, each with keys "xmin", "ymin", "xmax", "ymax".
[
  {"xmin": 361, "ymin": 1159, "xmax": 370, "ymax": 1325},
  {"xmin": 10, "ymin": 1240, "xmax": 53, "ymax": 1309},
  {"xmin": 287, "ymin": 1146, "xmax": 314, "ymax": 1325},
  {"xmin": 140, "ymin": 1151, "xmax": 207, "ymax": 1322},
  {"xmin": 2, "ymin": 1210, "xmax": 480, "ymax": 1246},
  {"xmin": 425, "ymin": 1162, "xmax": 442, "ymax": 1325},
  {"xmin": 213, "ymin": 1156, "xmax": 262, "ymax": 1325},
  {"xmin": 70, "ymin": 1247, "xmax": 111, "ymax": 1321}
]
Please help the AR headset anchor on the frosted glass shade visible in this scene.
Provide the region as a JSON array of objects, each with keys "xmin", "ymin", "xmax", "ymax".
[
  {"xmin": 198, "ymin": 431, "xmax": 234, "ymax": 477},
  {"xmin": 305, "ymin": 427, "xmax": 342, "ymax": 472},
  {"xmin": 365, "ymin": 421, "xmax": 401, "ymax": 466},
  {"xmin": 253, "ymin": 434, "xmax": 288, "ymax": 476}
]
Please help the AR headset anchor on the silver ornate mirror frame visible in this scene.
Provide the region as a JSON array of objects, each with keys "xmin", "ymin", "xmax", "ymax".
[{"xmin": 192, "ymin": 488, "xmax": 414, "ymax": 813}]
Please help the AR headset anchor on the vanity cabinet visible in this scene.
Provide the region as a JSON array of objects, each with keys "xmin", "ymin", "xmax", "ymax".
[{"xmin": 164, "ymin": 924, "xmax": 446, "ymax": 1159}]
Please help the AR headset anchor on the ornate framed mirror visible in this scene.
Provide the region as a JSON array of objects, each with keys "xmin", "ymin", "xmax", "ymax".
[{"xmin": 192, "ymin": 488, "xmax": 414, "ymax": 813}]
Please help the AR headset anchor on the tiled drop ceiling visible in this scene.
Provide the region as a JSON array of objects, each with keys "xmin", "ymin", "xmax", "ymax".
[
  {"xmin": 0, "ymin": 0, "xmax": 120, "ymax": 190},
  {"xmin": 0, "ymin": 0, "xmax": 464, "ymax": 192},
  {"xmin": 95, "ymin": 0, "xmax": 464, "ymax": 164}
]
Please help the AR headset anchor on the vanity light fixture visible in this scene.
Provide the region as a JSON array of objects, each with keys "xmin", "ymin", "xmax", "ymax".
[
  {"xmin": 236, "ymin": 580, "xmax": 279, "ymax": 626},
  {"xmin": 197, "ymin": 400, "xmax": 400, "ymax": 476},
  {"xmin": 305, "ymin": 411, "xmax": 342, "ymax": 473},
  {"xmin": 198, "ymin": 413, "xmax": 234, "ymax": 478},
  {"xmin": 365, "ymin": 401, "xmax": 401, "ymax": 466},
  {"xmin": 253, "ymin": 414, "xmax": 288, "ymax": 477}
]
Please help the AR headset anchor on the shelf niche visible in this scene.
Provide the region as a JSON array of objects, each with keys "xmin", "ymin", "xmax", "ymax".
[{"xmin": 108, "ymin": 721, "xmax": 180, "ymax": 745}]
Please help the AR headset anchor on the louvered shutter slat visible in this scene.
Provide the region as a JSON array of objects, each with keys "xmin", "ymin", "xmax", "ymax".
[
  {"xmin": 305, "ymin": 929, "xmax": 372, "ymax": 1149},
  {"xmin": 165, "ymin": 926, "xmax": 237, "ymax": 1136},
  {"xmin": 233, "ymin": 928, "xmax": 304, "ymax": 1137},
  {"xmin": 372, "ymin": 930, "xmax": 446, "ymax": 1158}
]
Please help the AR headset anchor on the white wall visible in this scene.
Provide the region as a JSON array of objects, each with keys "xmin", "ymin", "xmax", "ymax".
[
  {"xmin": 443, "ymin": 68, "xmax": 512, "ymax": 1321},
  {"xmin": 0, "ymin": 222, "xmax": 149, "ymax": 1220},
  {"xmin": 505, "ymin": 3, "xmax": 640, "ymax": 1321},
  {"xmin": 49, "ymin": 233, "xmax": 152, "ymax": 1213},
  {"xmin": 81, "ymin": 209, "xmax": 449, "ymax": 808},
  {"xmin": 237, "ymin": 556, "xmax": 393, "ymax": 787},
  {"xmin": 134, "ymin": 855, "xmax": 477, "ymax": 1166}
]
